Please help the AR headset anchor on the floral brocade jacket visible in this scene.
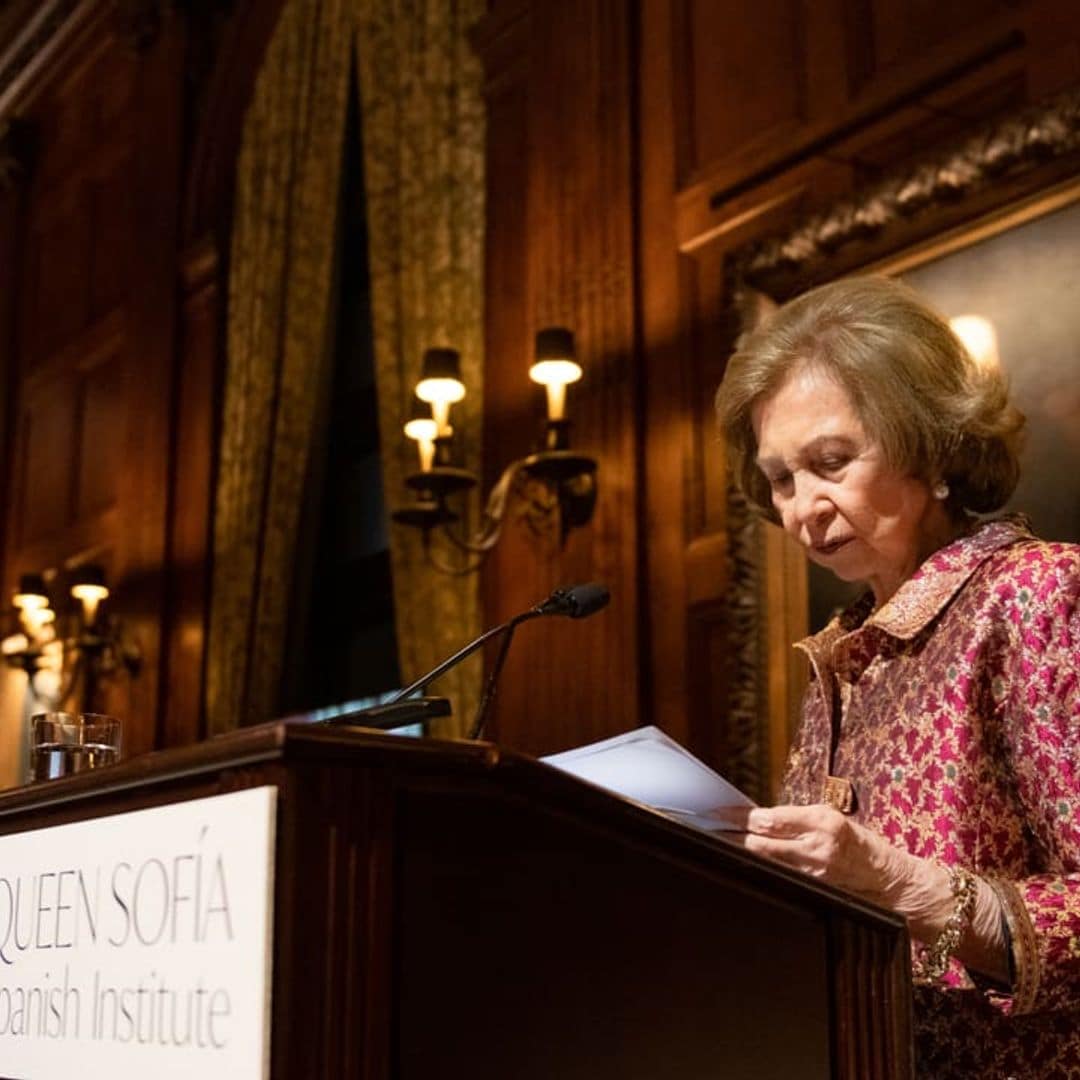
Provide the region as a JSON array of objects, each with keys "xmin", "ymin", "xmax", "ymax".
[{"xmin": 780, "ymin": 517, "xmax": 1080, "ymax": 1078}]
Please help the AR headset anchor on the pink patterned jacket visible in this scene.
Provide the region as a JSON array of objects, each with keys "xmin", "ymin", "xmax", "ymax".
[{"xmin": 780, "ymin": 517, "xmax": 1080, "ymax": 1078}]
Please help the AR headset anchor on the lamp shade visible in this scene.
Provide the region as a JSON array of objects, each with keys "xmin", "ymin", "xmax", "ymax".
[
  {"xmin": 71, "ymin": 564, "xmax": 107, "ymax": 590},
  {"xmin": 416, "ymin": 347, "xmax": 466, "ymax": 404},
  {"xmin": 530, "ymin": 327, "xmax": 582, "ymax": 387},
  {"xmin": 530, "ymin": 328, "xmax": 581, "ymax": 421},
  {"xmin": 404, "ymin": 399, "xmax": 438, "ymax": 443},
  {"xmin": 13, "ymin": 573, "xmax": 49, "ymax": 611},
  {"xmin": 71, "ymin": 564, "xmax": 109, "ymax": 604},
  {"xmin": 534, "ymin": 327, "xmax": 575, "ymax": 363}
]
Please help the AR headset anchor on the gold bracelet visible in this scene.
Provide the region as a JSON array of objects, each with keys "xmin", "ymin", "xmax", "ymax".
[{"xmin": 912, "ymin": 866, "xmax": 977, "ymax": 985}]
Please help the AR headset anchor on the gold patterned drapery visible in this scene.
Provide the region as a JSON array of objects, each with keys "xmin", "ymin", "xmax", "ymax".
[
  {"xmin": 206, "ymin": 0, "xmax": 485, "ymax": 735},
  {"xmin": 206, "ymin": 0, "xmax": 354, "ymax": 733},
  {"xmin": 355, "ymin": 0, "xmax": 486, "ymax": 735}
]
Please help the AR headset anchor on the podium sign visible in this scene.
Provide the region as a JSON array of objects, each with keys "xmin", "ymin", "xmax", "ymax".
[{"xmin": 0, "ymin": 786, "xmax": 277, "ymax": 1080}]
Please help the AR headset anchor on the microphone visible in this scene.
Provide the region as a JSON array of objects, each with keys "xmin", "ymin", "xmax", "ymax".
[
  {"xmin": 535, "ymin": 582, "xmax": 610, "ymax": 619},
  {"xmin": 468, "ymin": 583, "xmax": 609, "ymax": 741},
  {"xmin": 367, "ymin": 583, "xmax": 608, "ymax": 738}
]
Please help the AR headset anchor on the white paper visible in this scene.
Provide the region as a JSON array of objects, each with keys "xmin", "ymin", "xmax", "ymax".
[{"xmin": 542, "ymin": 725, "xmax": 755, "ymax": 831}]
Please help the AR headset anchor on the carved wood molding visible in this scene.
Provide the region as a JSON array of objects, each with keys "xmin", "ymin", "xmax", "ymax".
[
  {"xmin": 740, "ymin": 85, "xmax": 1080, "ymax": 294},
  {"xmin": 722, "ymin": 485, "xmax": 769, "ymax": 801},
  {"xmin": 718, "ymin": 85, "xmax": 1080, "ymax": 795}
]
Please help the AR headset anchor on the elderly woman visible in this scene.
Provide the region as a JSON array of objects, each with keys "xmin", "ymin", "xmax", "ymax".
[{"xmin": 714, "ymin": 276, "xmax": 1080, "ymax": 1077}]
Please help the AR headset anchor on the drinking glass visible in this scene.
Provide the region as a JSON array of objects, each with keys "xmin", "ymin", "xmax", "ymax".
[{"xmin": 29, "ymin": 712, "xmax": 122, "ymax": 782}]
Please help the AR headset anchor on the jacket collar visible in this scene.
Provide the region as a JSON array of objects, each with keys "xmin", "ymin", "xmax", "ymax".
[{"xmin": 798, "ymin": 515, "xmax": 1033, "ymax": 655}]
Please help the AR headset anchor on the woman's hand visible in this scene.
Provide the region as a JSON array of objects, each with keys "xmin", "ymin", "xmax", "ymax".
[
  {"xmin": 713, "ymin": 804, "xmax": 932, "ymax": 906},
  {"xmin": 714, "ymin": 803, "xmax": 1008, "ymax": 982}
]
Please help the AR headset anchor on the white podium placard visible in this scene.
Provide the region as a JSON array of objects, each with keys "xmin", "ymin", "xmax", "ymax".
[{"xmin": 0, "ymin": 785, "xmax": 277, "ymax": 1080}]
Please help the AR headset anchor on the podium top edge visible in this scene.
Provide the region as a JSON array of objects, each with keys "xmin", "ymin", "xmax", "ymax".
[{"xmin": 0, "ymin": 718, "xmax": 499, "ymax": 818}]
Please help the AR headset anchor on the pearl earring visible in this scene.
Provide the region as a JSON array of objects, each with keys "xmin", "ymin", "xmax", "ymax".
[{"xmin": 932, "ymin": 481, "xmax": 950, "ymax": 501}]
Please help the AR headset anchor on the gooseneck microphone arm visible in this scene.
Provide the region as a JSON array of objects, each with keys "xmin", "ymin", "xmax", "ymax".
[
  {"xmin": 388, "ymin": 583, "xmax": 611, "ymax": 738},
  {"xmin": 467, "ymin": 582, "xmax": 610, "ymax": 740},
  {"xmin": 386, "ymin": 609, "xmax": 540, "ymax": 699}
]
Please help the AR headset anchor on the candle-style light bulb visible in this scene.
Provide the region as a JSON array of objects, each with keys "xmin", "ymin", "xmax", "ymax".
[
  {"xmin": 22, "ymin": 605, "xmax": 56, "ymax": 636},
  {"xmin": 404, "ymin": 413, "xmax": 439, "ymax": 472},
  {"xmin": 13, "ymin": 572, "xmax": 49, "ymax": 613},
  {"xmin": 415, "ymin": 348, "xmax": 466, "ymax": 436},
  {"xmin": 529, "ymin": 328, "xmax": 581, "ymax": 421},
  {"xmin": 71, "ymin": 565, "xmax": 109, "ymax": 627}
]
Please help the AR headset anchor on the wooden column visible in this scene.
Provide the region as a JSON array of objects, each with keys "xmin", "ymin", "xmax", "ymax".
[
  {"xmin": 158, "ymin": 235, "xmax": 222, "ymax": 749},
  {"xmin": 474, "ymin": 0, "xmax": 643, "ymax": 756}
]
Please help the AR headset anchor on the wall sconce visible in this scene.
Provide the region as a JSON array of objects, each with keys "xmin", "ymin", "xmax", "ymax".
[
  {"xmin": 1, "ymin": 565, "xmax": 140, "ymax": 712},
  {"xmin": 392, "ymin": 330, "xmax": 598, "ymax": 572}
]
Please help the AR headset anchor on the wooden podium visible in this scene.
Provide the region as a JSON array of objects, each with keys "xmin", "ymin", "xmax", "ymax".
[{"xmin": 0, "ymin": 722, "xmax": 913, "ymax": 1078}]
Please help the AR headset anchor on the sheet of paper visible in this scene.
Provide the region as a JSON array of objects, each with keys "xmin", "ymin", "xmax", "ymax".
[{"xmin": 542, "ymin": 725, "xmax": 755, "ymax": 832}]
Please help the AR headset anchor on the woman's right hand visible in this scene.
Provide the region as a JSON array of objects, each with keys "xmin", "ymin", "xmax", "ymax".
[{"xmin": 713, "ymin": 803, "xmax": 1008, "ymax": 982}]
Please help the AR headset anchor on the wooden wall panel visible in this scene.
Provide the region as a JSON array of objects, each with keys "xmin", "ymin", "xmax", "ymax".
[
  {"xmin": 75, "ymin": 349, "xmax": 125, "ymax": 517},
  {"xmin": 635, "ymin": 0, "xmax": 692, "ymax": 746},
  {"xmin": 0, "ymin": 1, "xmax": 187, "ymax": 772},
  {"xmin": 845, "ymin": 0, "xmax": 1022, "ymax": 99},
  {"xmin": 674, "ymin": 0, "xmax": 1034, "ymax": 221},
  {"xmin": 475, "ymin": 0, "xmax": 642, "ymax": 757},
  {"xmin": 24, "ymin": 193, "xmax": 93, "ymax": 361},
  {"xmin": 88, "ymin": 155, "xmax": 135, "ymax": 316},
  {"xmin": 14, "ymin": 375, "xmax": 79, "ymax": 544},
  {"xmin": 159, "ymin": 238, "xmax": 222, "ymax": 750},
  {"xmin": 678, "ymin": 0, "xmax": 841, "ymax": 186}
]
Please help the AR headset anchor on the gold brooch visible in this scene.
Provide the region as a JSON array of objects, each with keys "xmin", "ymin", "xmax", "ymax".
[{"xmin": 823, "ymin": 775, "xmax": 856, "ymax": 814}]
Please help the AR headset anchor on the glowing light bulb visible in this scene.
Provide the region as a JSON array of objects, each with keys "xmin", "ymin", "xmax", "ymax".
[
  {"xmin": 71, "ymin": 582, "xmax": 109, "ymax": 626},
  {"xmin": 415, "ymin": 348, "xmax": 466, "ymax": 435},
  {"xmin": 950, "ymin": 315, "xmax": 1000, "ymax": 371},
  {"xmin": 530, "ymin": 328, "xmax": 581, "ymax": 421},
  {"xmin": 13, "ymin": 573, "xmax": 48, "ymax": 613},
  {"xmin": 22, "ymin": 606, "xmax": 56, "ymax": 635},
  {"xmin": 529, "ymin": 358, "xmax": 583, "ymax": 421},
  {"xmin": 404, "ymin": 415, "xmax": 439, "ymax": 472},
  {"xmin": 1, "ymin": 633, "xmax": 28, "ymax": 656}
]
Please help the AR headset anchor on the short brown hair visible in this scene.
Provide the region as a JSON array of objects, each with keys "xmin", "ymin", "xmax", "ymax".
[{"xmin": 715, "ymin": 276, "xmax": 1025, "ymax": 519}]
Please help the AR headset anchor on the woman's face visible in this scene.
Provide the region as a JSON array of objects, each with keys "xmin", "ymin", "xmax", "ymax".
[{"xmin": 751, "ymin": 364, "xmax": 951, "ymax": 605}]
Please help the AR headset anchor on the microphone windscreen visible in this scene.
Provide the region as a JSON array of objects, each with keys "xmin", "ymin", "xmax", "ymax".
[{"xmin": 562, "ymin": 582, "xmax": 610, "ymax": 618}]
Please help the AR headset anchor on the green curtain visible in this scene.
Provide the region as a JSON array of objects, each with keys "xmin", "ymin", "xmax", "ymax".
[
  {"xmin": 355, "ymin": 0, "xmax": 486, "ymax": 734},
  {"xmin": 206, "ymin": 0, "xmax": 485, "ymax": 735},
  {"xmin": 206, "ymin": 0, "xmax": 354, "ymax": 733}
]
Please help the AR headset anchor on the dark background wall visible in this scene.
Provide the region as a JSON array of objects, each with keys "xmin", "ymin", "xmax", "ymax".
[{"xmin": 1, "ymin": 0, "xmax": 1078, "ymax": 786}]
